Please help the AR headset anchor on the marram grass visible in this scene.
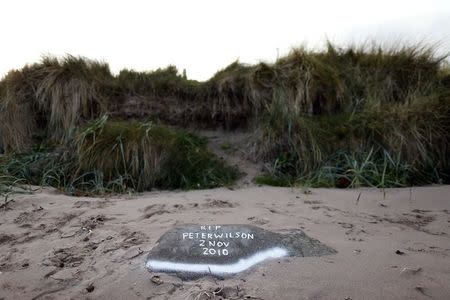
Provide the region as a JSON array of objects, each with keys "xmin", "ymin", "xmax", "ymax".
[
  {"xmin": 0, "ymin": 41, "xmax": 449, "ymax": 191},
  {"xmin": 0, "ymin": 118, "xmax": 238, "ymax": 195},
  {"xmin": 74, "ymin": 116, "xmax": 237, "ymax": 191}
]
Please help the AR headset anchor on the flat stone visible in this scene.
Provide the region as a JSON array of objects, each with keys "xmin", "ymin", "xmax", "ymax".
[{"xmin": 146, "ymin": 224, "xmax": 335, "ymax": 278}]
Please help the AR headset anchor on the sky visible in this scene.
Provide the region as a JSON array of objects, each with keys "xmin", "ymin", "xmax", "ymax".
[{"xmin": 1, "ymin": 0, "xmax": 449, "ymax": 80}]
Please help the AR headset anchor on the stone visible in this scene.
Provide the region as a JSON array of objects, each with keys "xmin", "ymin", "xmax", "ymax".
[{"xmin": 146, "ymin": 224, "xmax": 336, "ymax": 278}]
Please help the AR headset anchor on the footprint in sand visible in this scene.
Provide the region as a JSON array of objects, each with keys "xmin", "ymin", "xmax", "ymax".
[
  {"xmin": 247, "ymin": 216, "xmax": 269, "ymax": 225},
  {"xmin": 202, "ymin": 198, "xmax": 236, "ymax": 208},
  {"xmin": 173, "ymin": 203, "xmax": 199, "ymax": 209},
  {"xmin": 41, "ymin": 228, "xmax": 143, "ymax": 271},
  {"xmin": 173, "ymin": 199, "xmax": 236, "ymax": 210},
  {"xmin": 338, "ymin": 222, "xmax": 354, "ymax": 229},
  {"xmin": 42, "ymin": 246, "xmax": 87, "ymax": 269},
  {"xmin": 336, "ymin": 222, "xmax": 369, "ymax": 236},
  {"xmin": 142, "ymin": 204, "xmax": 170, "ymax": 219},
  {"xmin": 141, "ymin": 200, "xmax": 236, "ymax": 220},
  {"xmin": 102, "ymin": 230, "xmax": 148, "ymax": 254},
  {"xmin": 72, "ymin": 199, "xmax": 112, "ymax": 209},
  {"xmin": 13, "ymin": 208, "xmax": 46, "ymax": 225},
  {"xmin": 382, "ymin": 211, "xmax": 440, "ymax": 235},
  {"xmin": 57, "ymin": 214, "xmax": 113, "ymax": 239},
  {"xmin": 0, "ymin": 248, "xmax": 20, "ymax": 272},
  {"xmin": 120, "ymin": 230, "xmax": 148, "ymax": 248},
  {"xmin": 80, "ymin": 214, "xmax": 112, "ymax": 230},
  {"xmin": 188, "ymin": 284, "xmax": 248, "ymax": 300},
  {"xmin": 0, "ymin": 233, "xmax": 14, "ymax": 245},
  {"xmin": 304, "ymin": 200, "xmax": 322, "ymax": 205}
]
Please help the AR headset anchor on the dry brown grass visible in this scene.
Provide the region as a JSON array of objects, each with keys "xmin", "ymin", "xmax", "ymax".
[{"xmin": 0, "ymin": 56, "xmax": 111, "ymax": 152}]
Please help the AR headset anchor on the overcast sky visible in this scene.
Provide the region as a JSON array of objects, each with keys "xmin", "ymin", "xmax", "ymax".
[{"xmin": 1, "ymin": 0, "xmax": 449, "ymax": 80}]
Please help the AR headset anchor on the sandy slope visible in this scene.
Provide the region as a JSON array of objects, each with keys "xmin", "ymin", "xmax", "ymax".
[{"xmin": 0, "ymin": 185, "xmax": 449, "ymax": 300}]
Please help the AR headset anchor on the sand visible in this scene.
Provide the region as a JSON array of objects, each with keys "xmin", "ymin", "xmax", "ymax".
[{"xmin": 0, "ymin": 185, "xmax": 449, "ymax": 299}]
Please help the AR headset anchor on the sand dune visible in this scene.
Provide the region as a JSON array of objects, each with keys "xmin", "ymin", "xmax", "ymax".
[{"xmin": 0, "ymin": 185, "xmax": 449, "ymax": 299}]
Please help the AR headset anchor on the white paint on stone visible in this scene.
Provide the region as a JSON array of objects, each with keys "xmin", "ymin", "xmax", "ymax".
[
  {"xmin": 146, "ymin": 247, "xmax": 288, "ymax": 275},
  {"xmin": 182, "ymin": 231, "xmax": 254, "ymax": 240}
]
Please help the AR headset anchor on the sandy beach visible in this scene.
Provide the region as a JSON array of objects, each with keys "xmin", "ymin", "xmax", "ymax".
[
  {"xmin": 1, "ymin": 1, "xmax": 450, "ymax": 299},
  {"xmin": 1, "ymin": 185, "xmax": 449, "ymax": 299}
]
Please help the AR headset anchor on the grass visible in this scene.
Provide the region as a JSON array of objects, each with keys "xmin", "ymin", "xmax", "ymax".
[
  {"xmin": 0, "ymin": 117, "xmax": 237, "ymax": 195},
  {"xmin": 255, "ymin": 101, "xmax": 450, "ymax": 187},
  {"xmin": 74, "ymin": 116, "xmax": 237, "ymax": 192},
  {"xmin": 257, "ymin": 148, "xmax": 412, "ymax": 189},
  {"xmin": 0, "ymin": 56, "xmax": 112, "ymax": 152},
  {"xmin": 0, "ymin": 155, "xmax": 30, "ymax": 209},
  {"xmin": 0, "ymin": 41, "xmax": 449, "ymax": 192},
  {"xmin": 299, "ymin": 148, "xmax": 412, "ymax": 188}
]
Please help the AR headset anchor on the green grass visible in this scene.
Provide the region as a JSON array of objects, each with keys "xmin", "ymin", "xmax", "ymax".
[
  {"xmin": 75, "ymin": 116, "xmax": 238, "ymax": 191},
  {"xmin": 0, "ymin": 155, "xmax": 30, "ymax": 208},
  {"xmin": 0, "ymin": 118, "xmax": 238, "ymax": 195},
  {"xmin": 299, "ymin": 148, "xmax": 412, "ymax": 188},
  {"xmin": 256, "ymin": 102, "xmax": 450, "ymax": 188},
  {"xmin": 255, "ymin": 175, "xmax": 293, "ymax": 187}
]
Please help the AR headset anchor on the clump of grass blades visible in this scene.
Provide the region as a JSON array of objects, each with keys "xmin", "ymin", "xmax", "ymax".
[
  {"xmin": 74, "ymin": 116, "xmax": 168, "ymax": 191},
  {"xmin": 0, "ymin": 55, "xmax": 112, "ymax": 152},
  {"xmin": 257, "ymin": 147, "xmax": 413, "ymax": 188},
  {"xmin": 1, "ymin": 145, "xmax": 72, "ymax": 189},
  {"xmin": 116, "ymin": 66, "xmax": 202, "ymax": 99},
  {"xmin": 0, "ymin": 155, "xmax": 31, "ymax": 208},
  {"xmin": 303, "ymin": 148, "xmax": 412, "ymax": 188},
  {"xmin": 255, "ymin": 91, "xmax": 450, "ymax": 187},
  {"xmin": 0, "ymin": 117, "xmax": 238, "ymax": 195}
]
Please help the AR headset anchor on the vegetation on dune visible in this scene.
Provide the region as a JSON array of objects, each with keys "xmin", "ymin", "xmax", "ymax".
[
  {"xmin": 255, "ymin": 91, "xmax": 450, "ymax": 187},
  {"xmin": 0, "ymin": 155, "xmax": 30, "ymax": 208},
  {"xmin": 0, "ymin": 117, "xmax": 237, "ymax": 195},
  {"xmin": 75, "ymin": 117, "xmax": 237, "ymax": 191},
  {"xmin": 0, "ymin": 41, "xmax": 449, "ymax": 193},
  {"xmin": 0, "ymin": 56, "xmax": 112, "ymax": 152},
  {"xmin": 247, "ymin": 44, "xmax": 450, "ymax": 187}
]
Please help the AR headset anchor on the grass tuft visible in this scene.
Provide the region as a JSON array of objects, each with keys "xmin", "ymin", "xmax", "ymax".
[{"xmin": 0, "ymin": 117, "xmax": 238, "ymax": 195}]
